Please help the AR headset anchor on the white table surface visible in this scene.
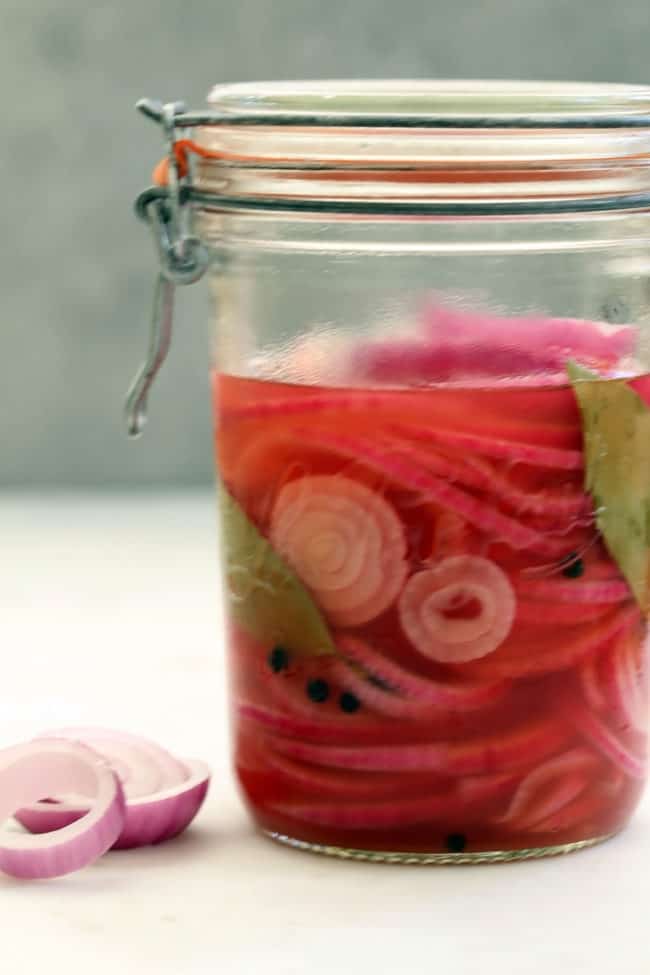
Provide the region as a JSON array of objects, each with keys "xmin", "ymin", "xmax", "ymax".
[{"xmin": 1, "ymin": 492, "xmax": 649, "ymax": 975}]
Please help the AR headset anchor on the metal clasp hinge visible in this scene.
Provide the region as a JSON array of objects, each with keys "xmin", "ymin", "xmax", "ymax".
[{"xmin": 125, "ymin": 99, "xmax": 210, "ymax": 438}]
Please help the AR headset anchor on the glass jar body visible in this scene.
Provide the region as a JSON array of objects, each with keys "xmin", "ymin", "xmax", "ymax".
[{"xmin": 208, "ymin": 205, "xmax": 650, "ymax": 861}]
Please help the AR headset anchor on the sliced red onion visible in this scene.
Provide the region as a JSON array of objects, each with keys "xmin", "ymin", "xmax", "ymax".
[
  {"xmin": 125, "ymin": 759, "xmax": 210, "ymax": 847},
  {"xmin": 0, "ymin": 739, "xmax": 125, "ymax": 879},
  {"xmin": 16, "ymin": 759, "xmax": 210, "ymax": 849},
  {"xmin": 15, "ymin": 730, "xmax": 210, "ymax": 849},
  {"xmin": 41, "ymin": 727, "xmax": 188, "ymax": 798}
]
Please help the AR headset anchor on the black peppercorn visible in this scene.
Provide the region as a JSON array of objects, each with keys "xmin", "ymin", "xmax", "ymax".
[
  {"xmin": 306, "ymin": 678, "xmax": 330, "ymax": 703},
  {"xmin": 445, "ymin": 833, "xmax": 467, "ymax": 853},
  {"xmin": 561, "ymin": 553, "xmax": 585, "ymax": 579},
  {"xmin": 339, "ymin": 691, "xmax": 361, "ymax": 713},
  {"xmin": 268, "ymin": 646, "xmax": 290, "ymax": 673}
]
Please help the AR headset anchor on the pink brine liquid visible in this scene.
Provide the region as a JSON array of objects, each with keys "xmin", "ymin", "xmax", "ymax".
[{"xmin": 214, "ymin": 333, "xmax": 648, "ymax": 858}]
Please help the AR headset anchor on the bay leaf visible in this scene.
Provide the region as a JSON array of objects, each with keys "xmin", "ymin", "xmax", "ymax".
[
  {"xmin": 218, "ymin": 482, "xmax": 336, "ymax": 656},
  {"xmin": 567, "ymin": 360, "xmax": 650, "ymax": 612}
]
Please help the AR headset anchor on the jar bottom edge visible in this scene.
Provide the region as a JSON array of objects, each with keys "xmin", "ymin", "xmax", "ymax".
[{"xmin": 262, "ymin": 830, "xmax": 619, "ymax": 865}]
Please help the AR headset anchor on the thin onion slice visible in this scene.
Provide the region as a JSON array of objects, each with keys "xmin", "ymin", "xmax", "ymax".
[
  {"xmin": 15, "ymin": 729, "xmax": 210, "ymax": 850},
  {"xmin": 398, "ymin": 556, "xmax": 516, "ymax": 663},
  {"xmin": 0, "ymin": 739, "xmax": 125, "ymax": 879},
  {"xmin": 16, "ymin": 759, "xmax": 210, "ymax": 850},
  {"xmin": 496, "ymin": 748, "xmax": 597, "ymax": 830},
  {"xmin": 270, "ymin": 475, "xmax": 407, "ymax": 626},
  {"xmin": 41, "ymin": 727, "xmax": 188, "ymax": 798}
]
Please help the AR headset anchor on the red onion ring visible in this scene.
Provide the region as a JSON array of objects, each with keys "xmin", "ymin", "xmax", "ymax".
[
  {"xmin": 0, "ymin": 739, "xmax": 125, "ymax": 879},
  {"xmin": 41, "ymin": 727, "xmax": 188, "ymax": 797},
  {"xmin": 15, "ymin": 729, "xmax": 210, "ymax": 851}
]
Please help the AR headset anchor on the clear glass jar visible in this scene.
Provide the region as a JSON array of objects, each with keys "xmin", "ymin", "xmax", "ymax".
[{"xmin": 136, "ymin": 81, "xmax": 650, "ymax": 863}]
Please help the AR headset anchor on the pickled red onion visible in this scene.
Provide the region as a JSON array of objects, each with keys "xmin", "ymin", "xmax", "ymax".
[
  {"xmin": 392, "ymin": 422, "xmax": 584, "ymax": 471},
  {"xmin": 398, "ymin": 556, "xmax": 516, "ymax": 663},
  {"xmin": 600, "ymin": 634, "xmax": 648, "ymax": 734},
  {"xmin": 270, "ymin": 475, "xmax": 408, "ymax": 626},
  {"xmin": 266, "ymin": 752, "xmax": 454, "ymax": 801},
  {"xmin": 529, "ymin": 792, "xmax": 603, "ymax": 834},
  {"xmin": 566, "ymin": 699, "xmax": 646, "ymax": 779},
  {"xmin": 460, "ymin": 605, "xmax": 638, "ymax": 680},
  {"xmin": 269, "ymin": 772, "xmax": 517, "ymax": 830},
  {"xmin": 516, "ymin": 600, "xmax": 609, "ymax": 625},
  {"xmin": 580, "ymin": 654, "xmax": 609, "ymax": 712},
  {"xmin": 514, "ymin": 577, "xmax": 631, "ymax": 605},
  {"xmin": 238, "ymin": 700, "xmax": 393, "ymax": 745},
  {"xmin": 271, "ymin": 714, "xmax": 567, "ymax": 775},
  {"xmin": 578, "ymin": 633, "xmax": 648, "ymax": 735},
  {"xmin": 421, "ymin": 303, "xmax": 635, "ymax": 372},
  {"xmin": 0, "ymin": 739, "xmax": 125, "ymax": 879},
  {"xmin": 498, "ymin": 748, "xmax": 597, "ymax": 829},
  {"xmin": 431, "ymin": 511, "xmax": 470, "ymax": 559},
  {"xmin": 328, "ymin": 659, "xmax": 433, "ymax": 720},
  {"xmin": 283, "ymin": 432, "xmax": 570, "ymax": 556},
  {"xmin": 335, "ymin": 633, "xmax": 511, "ymax": 710}
]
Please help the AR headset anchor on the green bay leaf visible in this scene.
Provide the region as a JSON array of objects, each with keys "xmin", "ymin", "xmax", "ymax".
[
  {"xmin": 567, "ymin": 360, "xmax": 650, "ymax": 612},
  {"xmin": 218, "ymin": 482, "xmax": 336, "ymax": 656}
]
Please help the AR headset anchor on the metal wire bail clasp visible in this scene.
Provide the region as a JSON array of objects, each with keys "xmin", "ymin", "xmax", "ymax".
[{"xmin": 125, "ymin": 99, "xmax": 210, "ymax": 438}]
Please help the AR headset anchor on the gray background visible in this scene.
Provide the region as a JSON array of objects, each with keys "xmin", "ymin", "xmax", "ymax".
[{"xmin": 2, "ymin": 0, "xmax": 650, "ymax": 487}]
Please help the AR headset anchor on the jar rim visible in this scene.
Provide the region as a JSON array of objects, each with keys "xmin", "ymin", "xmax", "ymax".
[
  {"xmin": 181, "ymin": 80, "xmax": 650, "ymax": 215},
  {"xmin": 205, "ymin": 79, "xmax": 650, "ymax": 129}
]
